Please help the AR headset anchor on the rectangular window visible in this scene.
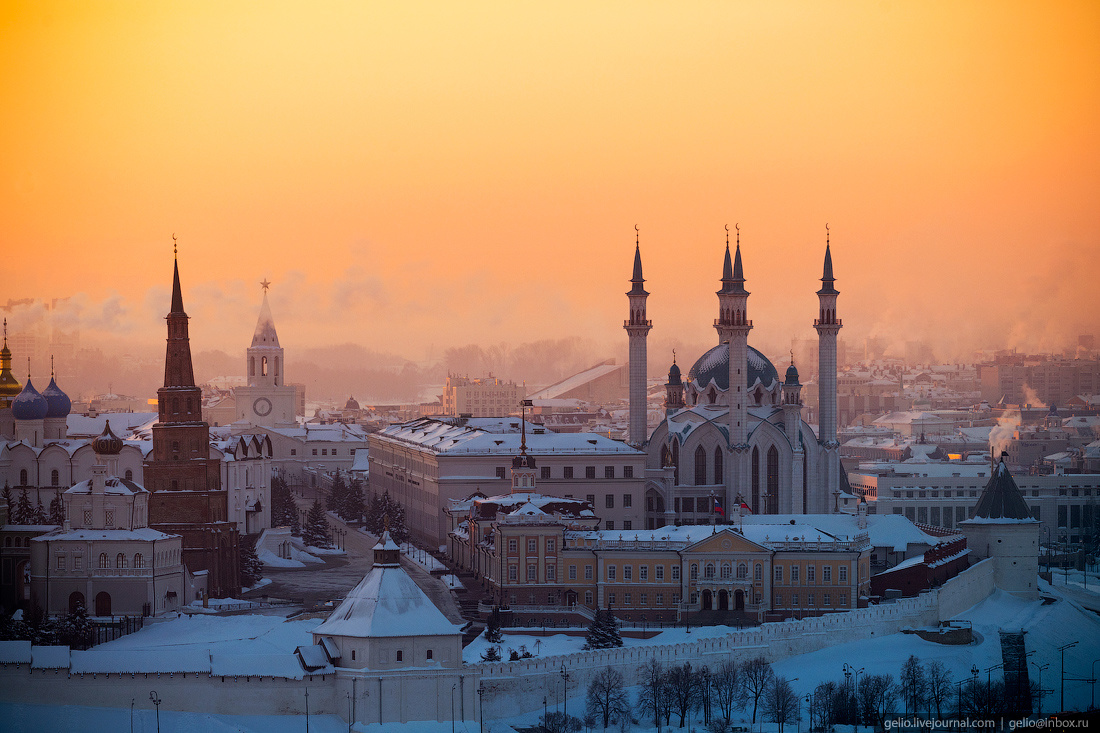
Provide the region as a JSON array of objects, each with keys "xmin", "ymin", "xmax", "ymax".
[
  {"xmin": 655, "ymin": 565, "xmax": 664, "ymax": 580},
  {"xmin": 682, "ymin": 497, "xmax": 695, "ymax": 513},
  {"xmin": 605, "ymin": 494, "xmax": 615, "ymax": 509},
  {"xmin": 496, "ymin": 467, "xmax": 507, "ymax": 479},
  {"xmin": 527, "ymin": 538, "xmax": 537, "ymax": 553},
  {"xmin": 823, "ymin": 566, "xmax": 832, "ymax": 582},
  {"xmin": 640, "ymin": 593, "xmax": 647, "ymax": 606},
  {"xmin": 564, "ymin": 466, "xmax": 574, "ymax": 479},
  {"xmin": 569, "ymin": 565, "xmax": 577, "ymax": 580},
  {"xmin": 584, "ymin": 565, "xmax": 593, "ymax": 580},
  {"xmin": 322, "ymin": 448, "xmax": 328, "ymax": 455},
  {"xmin": 105, "ymin": 510, "xmax": 114, "ymax": 527},
  {"xmin": 791, "ymin": 593, "xmax": 799, "ymax": 607},
  {"xmin": 776, "ymin": 593, "xmax": 782, "ymax": 606},
  {"xmin": 673, "ymin": 593, "xmax": 681, "ymax": 605},
  {"xmin": 672, "ymin": 566, "xmax": 680, "ymax": 580},
  {"xmin": 790, "ymin": 565, "xmax": 799, "ymax": 582},
  {"xmin": 607, "ymin": 565, "xmax": 617, "ymax": 580},
  {"xmin": 290, "ymin": 449, "xmax": 297, "ymax": 456},
  {"xmin": 508, "ymin": 565, "xmax": 517, "ymax": 581},
  {"xmin": 656, "ymin": 593, "xmax": 664, "ymax": 605},
  {"xmin": 584, "ymin": 591, "xmax": 593, "ymax": 605},
  {"xmin": 840, "ymin": 595, "xmax": 848, "ymax": 606},
  {"xmin": 839, "ymin": 566, "xmax": 848, "ymax": 583},
  {"xmin": 527, "ymin": 564, "xmax": 537, "ymax": 581},
  {"xmin": 83, "ymin": 510, "xmax": 92, "ymax": 524},
  {"xmin": 312, "ymin": 449, "xmax": 318, "ymax": 456},
  {"xmin": 774, "ymin": 566, "xmax": 783, "ymax": 582},
  {"xmin": 546, "ymin": 538, "xmax": 555, "ymax": 553},
  {"xmin": 541, "ymin": 467, "xmax": 551, "ymax": 480},
  {"xmin": 608, "ymin": 592, "xmax": 616, "ymax": 605},
  {"xmin": 623, "ymin": 520, "xmax": 632, "ymax": 530},
  {"xmin": 74, "ymin": 555, "xmax": 83, "ymax": 570},
  {"xmin": 623, "ymin": 565, "xmax": 632, "ymax": 580},
  {"xmin": 640, "ymin": 565, "xmax": 649, "ymax": 580},
  {"xmin": 332, "ymin": 449, "xmax": 338, "ymax": 456},
  {"xmin": 508, "ymin": 539, "xmax": 518, "ymax": 553},
  {"xmin": 56, "ymin": 555, "xmax": 65, "ymax": 570},
  {"xmin": 623, "ymin": 493, "xmax": 632, "ymax": 508},
  {"xmin": 546, "ymin": 565, "xmax": 556, "ymax": 581},
  {"xmin": 605, "ymin": 466, "xmax": 615, "ymax": 479},
  {"xmin": 808, "ymin": 593, "xmax": 815, "ymax": 607},
  {"xmin": 807, "ymin": 565, "xmax": 815, "ymax": 582},
  {"xmin": 586, "ymin": 494, "xmax": 595, "ymax": 506},
  {"xmin": 823, "ymin": 593, "xmax": 831, "ymax": 606},
  {"xmin": 605, "ymin": 521, "xmax": 614, "ymax": 530},
  {"xmin": 623, "ymin": 465, "xmax": 634, "ymax": 478},
  {"xmin": 586, "ymin": 466, "xmax": 596, "ymax": 479},
  {"xmin": 624, "ymin": 593, "xmax": 632, "ymax": 605}
]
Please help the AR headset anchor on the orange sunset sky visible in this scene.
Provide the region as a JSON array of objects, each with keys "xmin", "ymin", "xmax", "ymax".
[{"xmin": 1, "ymin": 1, "xmax": 1098, "ymax": 374}]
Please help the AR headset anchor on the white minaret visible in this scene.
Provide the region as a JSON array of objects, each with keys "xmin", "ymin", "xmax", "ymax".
[
  {"xmin": 814, "ymin": 230, "xmax": 842, "ymax": 509},
  {"xmin": 625, "ymin": 231, "xmax": 652, "ymax": 447},
  {"xmin": 715, "ymin": 226, "xmax": 751, "ymax": 509},
  {"xmin": 781, "ymin": 358, "xmax": 805, "ymax": 513}
]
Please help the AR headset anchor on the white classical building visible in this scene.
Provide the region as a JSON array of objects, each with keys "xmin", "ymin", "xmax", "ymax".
[
  {"xmin": 29, "ymin": 423, "xmax": 195, "ymax": 617},
  {"xmin": 211, "ymin": 432, "xmax": 273, "ymax": 535},
  {"xmin": 627, "ymin": 234, "xmax": 845, "ymax": 526}
]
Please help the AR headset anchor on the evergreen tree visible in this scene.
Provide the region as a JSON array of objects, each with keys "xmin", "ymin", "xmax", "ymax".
[
  {"xmin": 33, "ymin": 496, "xmax": 47, "ymax": 525},
  {"xmin": 60, "ymin": 599, "xmax": 94, "ymax": 650},
  {"xmin": 365, "ymin": 490, "xmax": 409, "ymax": 544},
  {"xmin": 327, "ymin": 471, "xmax": 345, "ymax": 513},
  {"xmin": 1, "ymin": 483, "xmax": 13, "ymax": 522},
  {"xmin": 239, "ymin": 533, "xmax": 264, "ymax": 587},
  {"xmin": 364, "ymin": 492, "xmax": 385, "ymax": 535},
  {"xmin": 387, "ymin": 498, "xmax": 410, "ymax": 545},
  {"xmin": 14, "ymin": 487, "xmax": 33, "ymax": 525},
  {"xmin": 584, "ymin": 609, "xmax": 623, "ymax": 650},
  {"xmin": 343, "ymin": 477, "xmax": 365, "ymax": 523},
  {"xmin": 479, "ymin": 645, "xmax": 502, "ymax": 662},
  {"xmin": 303, "ymin": 499, "xmax": 332, "ymax": 548},
  {"xmin": 48, "ymin": 494, "xmax": 66, "ymax": 526}
]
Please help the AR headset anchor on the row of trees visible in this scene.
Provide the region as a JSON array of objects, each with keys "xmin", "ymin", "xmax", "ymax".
[
  {"xmin": 2, "ymin": 484, "xmax": 65, "ymax": 526},
  {"xmin": 269, "ymin": 473, "xmax": 410, "ymax": 546},
  {"xmin": 325, "ymin": 471, "xmax": 365, "ymax": 524},
  {"xmin": 0, "ymin": 601, "xmax": 96, "ymax": 649}
]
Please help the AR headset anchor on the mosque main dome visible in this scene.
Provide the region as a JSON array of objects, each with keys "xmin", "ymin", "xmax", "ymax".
[{"xmin": 685, "ymin": 343, "xmax": 779, "ymax": 392}]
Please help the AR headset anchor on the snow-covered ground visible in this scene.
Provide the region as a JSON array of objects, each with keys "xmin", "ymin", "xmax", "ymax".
[
  {"xmin": 1, "ymin": 704, "xmax": 353, "ymax": 733},
  {"xmin": 97, "ymin": 613, "xmax": 316, "ymax": 655}
]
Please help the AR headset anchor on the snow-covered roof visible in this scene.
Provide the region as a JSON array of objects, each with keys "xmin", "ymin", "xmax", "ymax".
[
  {"xmin": 742, "ymin": 513, "xmax": 950, "ymax": 552},
  {"xmin": 965, "ymin": 458, "xmax": 1036, "ymax": 522},
  {"xmin": 66, "ymin": 413, "xmax": 158, "ymax": 439},
  {"xmin": 312, "ymin": 565, "xmax": 462, "ymax": 639},
  {"xmin": 70, "ymin": 649, "xmax": 211, "ymax": 674},
  {"xmin": 212, "ymin": 653, "xmax": 315, "ymax": 678},
  {"xmin": 378, "ymin": 417, "xmax": 643, "ymax": 457},
  {"xmin": 0, "ymin": 640, "xmax": 31, "ymax": 664},
  {"xmin": 32, "ymin": 646, "xmax": 71, "ymax": 669},
  {"xmin": 36, "ymin": 527, "xmax": 176, "ymax": 543},
  {"xmin": 65, "ymin": 475, "xmax": 147, "ymax": 496}
]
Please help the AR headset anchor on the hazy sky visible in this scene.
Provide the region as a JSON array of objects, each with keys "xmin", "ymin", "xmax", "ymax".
[{"xmin": 2, "ymin": 1, "xmax": 1098, "ymax": 371}]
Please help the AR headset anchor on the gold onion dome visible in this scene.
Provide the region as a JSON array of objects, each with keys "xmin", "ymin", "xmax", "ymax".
[{"xmin": 0, "ymin": 344, "xmax": 20, "ymax": 403}]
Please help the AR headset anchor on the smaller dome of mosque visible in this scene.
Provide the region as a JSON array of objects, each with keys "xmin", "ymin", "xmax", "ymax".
[
  {"xmin": 12, "ymin": 378, "xmax": 49, "ymax": 420},
  {"xmin": 41, "ymin": 376, "xmax": 72, "ymax": 418},
  {"xmin": 667, "ymin": 359, "xmax": 682, "ymax": 386},
  {"xmin": 92, "ymin": 420, "xmax": 123, "ymax": 456},
  {"xmin": 785, "ymin": 363, "xmax": 800, "ymax": 385}
]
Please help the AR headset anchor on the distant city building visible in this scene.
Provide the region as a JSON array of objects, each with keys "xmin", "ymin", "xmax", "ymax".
[
  {"xmin": 528, "ymin": 360, "xmax": 628, "ymax": 404},
  {"xmin": 442, "ymin": 374, "xmax": 525, "ymax": 418},
  {"xmin": 979, "ymin": 354, "xmax": 1100, "ymax": 406}
]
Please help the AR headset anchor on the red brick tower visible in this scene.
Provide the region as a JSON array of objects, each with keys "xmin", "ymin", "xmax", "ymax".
[{"xmin": 145, "ymin": 244, "xmax": 240, "ymax": 596}]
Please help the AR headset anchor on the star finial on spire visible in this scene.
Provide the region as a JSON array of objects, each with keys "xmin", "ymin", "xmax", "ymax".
[{"xmin": 260, "ymin": 279, "xmax": 271, "ymax": 292}]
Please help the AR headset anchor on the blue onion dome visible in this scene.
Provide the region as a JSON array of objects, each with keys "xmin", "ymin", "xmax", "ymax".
[
  {"xmin": 92, "ymin": 420, "xmax": 123, "ymax": 456},
  {"xmin": 785, "ymin": 363, "xmax": 800, "ymax": 385},
  {"xmin": 11, "ymin": 378, "xmax": 49, "ymax": 420},
  {"xmin": 41, "ymin": 376, "xmax": 72, "ymax": 418},
  {"xmin": 686, "ymin": 344, "xmax": 779, "ymax": 391}
]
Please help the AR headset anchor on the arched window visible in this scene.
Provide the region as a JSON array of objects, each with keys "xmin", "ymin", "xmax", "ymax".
[
  {"xmin": 261, "ymin": 356, "xmax": 268, "ymax": 376},
  {"xmin": 133, "ymin": 553, "xmax": 144, "ymax": 569},
  {"xmin": 249, "ymin": 356, "xmax": 255, "ymax": 377},
  {"xmin": 125, "ymin": 469, "xmax": 133, "ymax": 481},
  {"xmin": 751, "ymin": 446, "xmax": 760, "ymax": 514},
  {"xmin": 51, "ymin": 469, "xmax": 60, "ymax": 486},
  {"xmin": 19, "ymin": 469, "xmax": 28, "ymax": 486},
  {"xmin": 720, "ymin": 563, "xmax": 732, "ymax": 579},
  {"xmin": 99, "ymin": 553, "xmax": 110, "ymax": 569},
  {"xmin": 172, "ymin": 397, "xmax": 179, "ymax": 413},
  {"xmin": 671, "ymin": 440, "xmax": 680, "ymax": 486},
  {"xmin": 690, "ymin": 563, "xmax": 698, "ymax": 580},
  {"xmin": 116, "ymin": 553, "xmax": 127, "ymax": 569},
  {"xmin": 714, "ymin": 449, "xmax": 723, "ymax": 486},
  {"xmin": 767, "ymin": 446, "xmax": 780, "ymax": 514},
  {"xmin": 737, "ymin": 562, "xmax": 748, "ymax": 579},
  {"xmin": 694, "ymin": 446, "xmax": 707, "ymax": 486},
  {"xmin": 754, "ymin": 563, "xmax": 762, "ymax": 581},
  {"xmin": 704, "ymin": 562, "xmax": 715, "ymax": 579}
]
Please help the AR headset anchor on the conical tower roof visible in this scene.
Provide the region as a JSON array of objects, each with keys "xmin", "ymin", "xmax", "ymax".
[
  {"xmin": 817, "ymin": 243, "xmax": 838, "ymax": 295},
  {"xmin": 251, "ymin": 290, "xmax": 281, "ymax": 348},
  {"xmin": 0, "ymin": 319, "xmax": 20, "ymax": 404},
  {"xmin": 969, "ymin": 455, "xmax": 1034, "ymax": 521}
]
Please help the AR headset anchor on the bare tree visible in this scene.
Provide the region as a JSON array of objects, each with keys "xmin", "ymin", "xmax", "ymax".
[
  {"xmin": 924, "ymin": 661, "xmax": 952, "ymax": 719},
  {"xmin": 637, "ymin": 659, "xmax": 669, "ymax": 731},
  {"xmin": 899, "ymin": 655, "xmax": 926, "ymax": 718},
  {"xmin": 810, "ymin": 681, "xmax": 841, "ymax": 732},
  {"xmin": 667, "ymin": 662, "xmax": 704, "ymax": 728},
  {"xmin": 764, "ymin": 676, "xmax": 799, "ymax": 733},
  {"xmin": 586, "ymin": 668, "xmax": 629, "ymax": 729},
  {"xmin": 857, "ymin": 673, "xmax": 899, "ymax": 730},
  {"xmin": 741, "ymin": 657, "xmax": 774, "ymax": 725},
  {"xmin": 711, "ymin": 661, "xmax": 743, "ymax": 724}
]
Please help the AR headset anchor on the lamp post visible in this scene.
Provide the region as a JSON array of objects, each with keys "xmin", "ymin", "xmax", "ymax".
[
  {"xmin": 149, "ymin": 690, "xmax": 161, "ymax": 733},
  {"xmin": 804, "ymin": 692, "xmax": 813, "ymax": 733},
  {"xmin": 843, "ymin": 663, "xmax": 862, "ymax": 729},
  {"xmin": 477, "ymin": 682, "xmax": 485, "ymax": 733},
  {"xmin": 986, "ymin": 663, "xmax": 1003, "ymax": 715},
  {"xmin": 1059, "ymin": 641, "xmax": 1078, "ymax": 712},
  {"xmin": 543, "ymin": 695, "xmax": 548, "ymax": 726},
  {"xmin": 347, "ymin": 691, "xmax": 352, "ymax": 733},
  {"xmin": 130, "ymin": 698, "xmax": 135, "ymax": 733},
  {"xmin": 1092, "ymin": 659, "xmax": 1100, "ymax": 711},
  {"xmin": 452, "ymin": 683, "xmax": 457, "ymax": 733},
  {"xmin": 1033, "ymin": 662, "xmax": 1049, "ymax": 716},
  {"xmin": 305, "ymin": 688, "xmax": 310, "ymax": 733}
]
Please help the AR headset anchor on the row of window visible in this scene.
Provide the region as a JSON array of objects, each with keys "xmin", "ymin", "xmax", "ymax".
[
  {"xmin": 773, "ymin": 564, "xmax": 846, "ymax": 583},
  {"xmin": 497, "ymin": 466, "xmax": 638, "ymax": 480},
  {"xmin": 56, "ymin": 552, "xmax": 147, "ymax": 571},
  {"xmin": 16, "ymin": 468, "xmax": 134, "ymax": 486},
  {"xmin": 605, "ymin": 591, "xmax": 681, "ymax": 607},
  {"xmin": 507, "ymin": 538, "xmax": 559, "ymax": 554},
  {"xmin": 774, "ymin": 592, "xmax": 847, "ymax": 608}
]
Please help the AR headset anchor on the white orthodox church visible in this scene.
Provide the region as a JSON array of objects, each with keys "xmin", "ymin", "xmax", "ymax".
[
  {"xmin": 627, "ymin": 231, "xmax": 845, "ymax": 528},
  {"xmin": 232, "ymin": 284, "xmax": 298, "ymax": 428}
]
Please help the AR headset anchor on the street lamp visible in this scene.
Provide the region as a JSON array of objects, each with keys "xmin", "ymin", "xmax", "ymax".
[
  {"xmin": 1059, "ymin": 641, "xmax": 1079, "ymax": 712},
  {"xmin": 477, "ymin": 682, "xmax": 485, "ymax": 733},
  {"xmin": 1032, "ymin": 661, "xmax": 1049, "ymax": 716},
  {"xmin": 1092, "ymin": 659, "xmax": 1100, "ymax": 711},
  {"xmin": 560, "ymin": 664, "xmax": 570, "ymax": 720},
  {"xmin": 452, "ymin": 683, "xmax": 457, "ymax": 733},
  {"xmin": 149, "ymin": 690, "xmax": 161, "ymax": 733},
  {"xmin": 305, "ymin": 688, "xmax": 310, "ymax": 733},
  {"xmin": 130, "ymin": 698, "xmax": 135, "ymax": 733}
]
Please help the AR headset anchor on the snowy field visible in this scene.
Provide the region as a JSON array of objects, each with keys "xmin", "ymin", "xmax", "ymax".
[{"xmin": 5, "ymin": 580, "xmax": 1098, "ymax": 732}]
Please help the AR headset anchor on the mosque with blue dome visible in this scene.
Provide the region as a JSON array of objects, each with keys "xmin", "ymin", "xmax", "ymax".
[{"xmin": 626, "ymin": 232, "xmax": 844, "ymax": 528}]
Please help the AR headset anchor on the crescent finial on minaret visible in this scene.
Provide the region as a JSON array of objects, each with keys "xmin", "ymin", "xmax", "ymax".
[{"xmin": 172, "ymin": 233, "xmax": 177, "ymax": 259}]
